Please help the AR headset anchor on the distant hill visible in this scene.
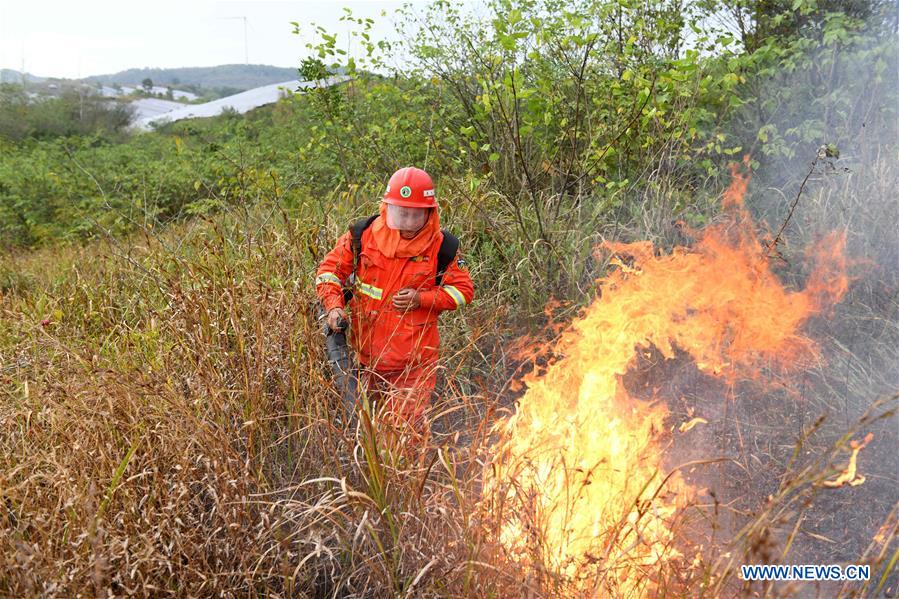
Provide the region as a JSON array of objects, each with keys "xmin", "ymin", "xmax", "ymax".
[
  {"xmin": 0, "ymin": 69, "xmax": 45, "ymax": 84},
  {"xmin": 84, "ymin": 64, "xmax": 300, "ymax": 91}
]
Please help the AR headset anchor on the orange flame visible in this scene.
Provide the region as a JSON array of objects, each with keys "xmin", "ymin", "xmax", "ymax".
[{"xmin": 484, "ymin": 163, "xmax": 849, "ymax": 593}]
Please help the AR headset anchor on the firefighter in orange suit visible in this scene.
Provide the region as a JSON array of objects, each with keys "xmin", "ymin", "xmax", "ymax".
[{"xmin": 315, "ymin": 167, "xmax": 474, "ymax": 426}]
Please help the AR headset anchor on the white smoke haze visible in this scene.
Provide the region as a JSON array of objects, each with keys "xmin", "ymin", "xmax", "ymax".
[
  {"xmin": 655, "ymin": 22, "xmax": 898, "ymax": 593},
  {"xmin": 481, "ymin": 22, "xmax": 898, "ymax": 592}
]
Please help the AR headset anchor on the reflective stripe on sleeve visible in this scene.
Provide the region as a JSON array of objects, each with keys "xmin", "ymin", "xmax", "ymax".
[
  {"xmin": 443, "ymin": 285, "xmax": 467, "ymax": 308},
  {"xmin": 356, "ymin": 280, "xmax": 383, "ymax": 301},
  {"xmin": 315, "ymin": 272, "xmax": 342, "ymax": 287}
]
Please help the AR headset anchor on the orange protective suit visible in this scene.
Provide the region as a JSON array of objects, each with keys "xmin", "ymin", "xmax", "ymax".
[{"xmin": 315, "ymin": 205, "xmax": 474, "ymax": 422}]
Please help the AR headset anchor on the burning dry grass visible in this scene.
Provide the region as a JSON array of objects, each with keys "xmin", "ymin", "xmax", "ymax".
[
  {"xmin": 1, "ymin": 157, "xmax": 897, "ymax": 597},
  {"xmin": 478, "ymin": 163, "xmax": 895, "ymax": 596}
]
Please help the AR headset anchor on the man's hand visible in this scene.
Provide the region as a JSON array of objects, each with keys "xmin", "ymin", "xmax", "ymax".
[
  {"xmin": 392, "ymin": 288, "xmax": 421, "ymax": 312},
  {"xmin": 327, "ymin": 307, "xmax": 348, "ymax": 331}
]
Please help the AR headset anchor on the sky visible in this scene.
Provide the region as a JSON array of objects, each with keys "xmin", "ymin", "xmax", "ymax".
[{"xmin": 0, "ymin": 0, "xmax": 442, "ymax": 79}]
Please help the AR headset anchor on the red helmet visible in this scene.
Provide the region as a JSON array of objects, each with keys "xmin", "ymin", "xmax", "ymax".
[{"xmin": 383, "ymin": 166, "xmax": 437, "ymax": 208}]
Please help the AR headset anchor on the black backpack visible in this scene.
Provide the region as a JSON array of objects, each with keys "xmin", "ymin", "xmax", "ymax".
[{"xmin": 343, "ymin": 214, "xmax": 459, "ymax": 303}]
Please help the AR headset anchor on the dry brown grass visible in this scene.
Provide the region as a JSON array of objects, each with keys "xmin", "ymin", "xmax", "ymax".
[{"xmin": 0, "ymin": 207, "xmax": 516, "ymax": 596}]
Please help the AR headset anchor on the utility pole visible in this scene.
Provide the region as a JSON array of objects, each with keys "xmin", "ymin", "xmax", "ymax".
[
  {"xmin": 242, "ymin": 16, "xmax": 248, "ymax": 64},
  {"xmin": 222, "ymin": 16, "xmax": 249, "ymax": 64}
]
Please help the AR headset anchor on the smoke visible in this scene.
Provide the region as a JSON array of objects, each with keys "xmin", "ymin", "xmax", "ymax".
[
  {"xmin": 680, "ymin": 20, "xmax": 898, "ymax": 577},
  {"xmin": 487, "ymin": 16, "xmax": 898, "ymax": 591},
  {"xmin": 750, "ymin": 24, "xmax": 898, "ymax": 435},
  {"xmin": 604, "ymin": 22, "xmax": 899, "ymax": 590}
]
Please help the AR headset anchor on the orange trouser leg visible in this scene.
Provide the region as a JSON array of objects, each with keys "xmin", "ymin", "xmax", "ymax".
[{"xmin": 360, "ymin": 364, "xmax": 436, "ymax": 430}]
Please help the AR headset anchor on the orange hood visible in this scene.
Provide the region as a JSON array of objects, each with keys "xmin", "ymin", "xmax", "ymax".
[{"xmin": 370, "ymin": 202, "xmax": 440, "ymax": 258}]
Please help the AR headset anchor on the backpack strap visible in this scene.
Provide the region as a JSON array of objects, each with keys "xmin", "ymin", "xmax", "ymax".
[
  {"xmin": 436, "ymin": 229, "xmax": 460, "ymax": 287},
  {"xmin": 349, "ymin": 214, "xmax": 379, "ymax": 274},
  {"xmin": 345, "ymin": 214, "xmax": 378, "ymax": 304}
]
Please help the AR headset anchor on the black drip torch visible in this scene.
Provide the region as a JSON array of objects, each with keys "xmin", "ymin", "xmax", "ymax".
[{"xmin": 323, "ymin": 313, "xmax": 360, "ymax": 422}]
